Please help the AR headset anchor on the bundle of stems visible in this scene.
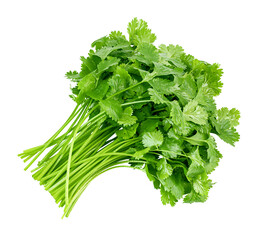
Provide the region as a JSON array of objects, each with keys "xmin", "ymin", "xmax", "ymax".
[{"xmin": 19, "ymin": 100, "xmax": 148, "ymax": 218}]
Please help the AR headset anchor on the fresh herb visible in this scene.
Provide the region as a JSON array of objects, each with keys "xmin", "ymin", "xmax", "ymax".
[{"xmin": 19, "ymin": 18, "xmax": 240, "ymax": 218}]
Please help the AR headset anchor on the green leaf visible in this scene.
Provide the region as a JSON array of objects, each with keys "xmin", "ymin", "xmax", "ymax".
[
  {"xmin": 148, "ymin": 78, "xmax": 178, "ymax": 95},
  {"xmin": 148, "ymin": 88, "xmax": 169, "ymax": 104},
  {"xmin": 204, "ymin": 136, "xmax": 222, "ymax": 173},
  {"xmin": 137, "ymin": 42, "xmax": 159, "ymax": 63},
  {"xmin": 161, "ymin": 172, "xmax": 185, "ymax": 199},
  {"xmin": 145, "ymin": 164, "xmax": 156, "ymax": 182},
  {"xmin": 162, "ymin": 118, "xmax": 171, "ymax": 131},
  {"xmin": 193, "ymin": 174, "xmax": 213, "ymax": 195},
  {"xmin": 160, "ymin": 186, "xmax": 177, "ymax": 206},
  {"xmin": 118, "ymin": 107, "xmax": 137, "ymax": 126},
  {"xmin": 194, "ymin": 82, "xmax": 217, "ymax": 112},
  {"xmin": 160, "ymin": 137, "xmax": 183, "ymax": 159},
  {"xmin": 127, "ymin": 18, "xmax": 156, "ymax": 46},
  {"xmin": 187, "ymin": 147, "xmax": 205, "ymax": 179},
  {"xmin": 159, "ymin": 44, "xmax": 184, "ymax": 59},
  {"xmin": 116, "ymin": 123, "xmax": 139, "ymax": 140},
  {"xmin": 76, "ymin": 73, "xmax": 97, "ymax": 103},
  {"xmin": 65, "ymin": 70, "xmax": 81, "ymax": 81},
  {"xmin": 170, "ymin": 101, "xmax": 185, "ymax": 128},
  {"xmin": 157, "ymin": 158, "xmax": 173, "ymax": 180},
  {"xmin": 214, "ymin": 119, "xmax": 240, "ymax": 146},
  {"xmin": 206, "ymin": 63, "xmax": 224, "ymax": 96},
  {"xmin": 133, "ymin": 148, "xmax": 150, "ymax": 159},
  {"xmin": 174, "ymin": 74, "xmax": 197, "ymax": 105},
  {"xmin": 217, "ymin": 107, "xmax": 240, "ymax": 127},
  {"xmin": 183, "ymin": 100, "xmax": 208, "ymax": 125},
  {"xmin": 95, "ymin": 43, "xmax": 130, "ymax": 60},
  {"xmin": 100, "ymin": 99, "xmax": 123, "ymax": 121},
  {"xmin": 189, "ymin": 147, "xmax": 204, "ymax": 166},
  {"xmin": 183, "ymin": 131, "xmax": 208, "ymax": 146},
  {"xmin": 107, "ymin": 66, "xmax": 131, "ymax": 97},
  {"xmin": 78, "ymin": 73, "xmax": 97, "ymax": 92},
  {"xmin": 97, "ymin": 57, "xmax": 120, "ymax": 74},
  {"xmin": 80, "ymin": 55, "xmax": 100, "ymax": 77},
  {"xmin": 183, "ymin": 189, "xmax": 207, "ymax": 203},
  {"xmin": 139, "ymin": 119, "xmax": 158, "ymax": 134},
  {"xmin": 95, "ymin": 47, "xmax": 115, "ymax": 60},
  {"xmin": 91, "ymin": 36, "xmax": 108, "ymax": 50},
  {"xmin": 142, "ymin": 130, "xmax": 164, "ymax": 148},
  {"xmin": 109, "ymin": 31, "xmax": 127, "ymax": 41},
  {"xmin": 85, "ymin": 80, "xmax": 109, "ymax": 100},
  {"xmin": 153, "ymin": 62, "xmax": 183, "ymax": 76}
]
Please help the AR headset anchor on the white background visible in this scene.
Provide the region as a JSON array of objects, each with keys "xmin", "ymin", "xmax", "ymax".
[{"xmin": 1, "ymin": 0, "xmax": 253, "ymax": 239}]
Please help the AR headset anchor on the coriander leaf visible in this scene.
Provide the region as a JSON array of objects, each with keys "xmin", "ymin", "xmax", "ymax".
[
  {"xmin": 148, "ymin": 88, "xmax": 169, "ymax": 104},
  {"xmin": 159, "ymin": 44, "xmax": 184, "ymax": 59},
  {"xmin": 206, "ymin": 63, "xmax": 223, "ymax": 96},
  {"xmin": 174, "ymin": 74, "xmax": 197, "ymax": 105},
  {"xmin": 145, "ymin": 164, "xmax": 156, "ymax": 182},
  {"xmin": 142, "ymin": 130, "xmax": 164, "ymax": 148},
  {"xmin": 170, "ymin": 101, "xmax": 185, "ymax": 128},
  {"xmin": 194, "ymin": 84, "xmax": 217, "ymax": 113},
  {"xmin": 187, "ymin": 147, "xmax": 205, "ymax": 179},
  {"xmin": 85, "ymin": 80, "xmax": 109, "ymax": 100},
  {"xmin": 97, "ymin": 57, "xmax": 120, "ymax": 74},
  {"xmin": 116, "ymin": 123, "xmax": 139, "ymax": 139},
  {"xmin": 95, "ymin": 43, "xmax": 130, "ymax": 60},
  {"xmin": 139, "ymin": 119, "xmax": 158, "ymax": 134},
  {"xmin": 193, "ymin": 174, "xmax": 213, "ymax": 195},
  {"xmin": 78, "ymin": 73, "xmax": 97, "ymax": 92},
  {"xmin": 162, "ymin": 118, "xmax": 171, "ymax": 131},
  {"xmin": 129, "ymin": 54, "xmax": 151, "ymax": 66},
  {"xmin": 214, "ymin": 119, "xmax": 240, "ymax": 146},
  {"xmin": 160, "ymin": 137, "xmax": 183, "ymax": 159},
  {"xmin": 183, "ymin": 131, "xmax": 208, "ymax": 146},
  {"xmin": 118, "ymin": 107, "xmax": 137, "ymax": 126},
  {"xmin": 76, "ymin": 73, "xmax": 97, "ymax": 103},
  {"xmin": 183, "ymin": 100, "xmax": 208, "ymax": 125},
  {"xmin": 65, "ymin": 71, "xmax": 81, "ymax": 82},
  {"xmin": 217, "ymin": 107, "xmax": 240, "ymax": 127},
  {"xmin": 148, "ymin": 78, "xmax": 178, "ymax": 95},
  {"xmin": 107, "ymin": 66, "xmax": 132, "ymax": 99},
  {"xmin": 161, "ymin": 172, "xmax": 185, "ymax": 199},
  {"xmin": 80, "ymin": 55, "xmax": 101, "ymax": 77},
  {"xmin": 188, "ymin": 147, "xmax": 204, "ymax": 166},
  {"xmin": 95, "ymin": 47, "xmax": 115, "ymax": 60},
  {"xmin": 153, "ymin": 62, "xmax": 183, "ymax": 76},
  {"xmin": 183, "ymin": 189, "xmax": 208, "ymax": 203},
  {"xmin": 109, "ymin": 31, "xmax": 127, "ymax": 41},
  {"xmin": 107, "ymin": 74, "xmax": 127, "ymax": 98},
  {"xmin": 157, "ymin": 158, "xmax": 173, "ymax": 180},
  {"xmin": 100, "ymin": 99, "xmax": 123, "ymax": 121},
  {"xmin": 137, "ymin": 42, "xmax": 159, "ymax": 63},
  {"xmin": 91, "ymin": 36, "xmax": 109, "ymax": 50},
  {"xmin": 160, "ymin": 186, "xmax": 177, "ymax": 206},
  {"xmin": 204, "ymin": 136, "xmax": 222, "ymax": 173},
  {"xmin": 127, "ymin": 18, "xmax": 156, "ymax": 46},
  {"xmin": 133, "ymin": 148, "xmax": 150, "ymax": 159}
]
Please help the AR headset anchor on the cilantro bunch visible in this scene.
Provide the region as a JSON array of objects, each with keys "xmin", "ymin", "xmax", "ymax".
[{"xmin": 19, "ymin": 18, "xmax": 240, "ymax": 217}]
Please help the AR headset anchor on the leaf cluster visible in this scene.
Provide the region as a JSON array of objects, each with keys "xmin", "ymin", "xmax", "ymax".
[{"xmin": 66, "ymin": 18, "xmax": 240, "ymax": 206}]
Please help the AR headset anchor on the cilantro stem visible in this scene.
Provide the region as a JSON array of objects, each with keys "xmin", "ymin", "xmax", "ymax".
[
  {"xmin": 121, "ymin": 99, "xmax": 152, "ymax": 106},
  {"xmin": 23, "ymin": 104, "xmax": 82, "ymax": 170}
]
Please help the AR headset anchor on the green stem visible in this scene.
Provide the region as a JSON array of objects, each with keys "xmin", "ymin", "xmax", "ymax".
[{"xmin": 23, "ymin": 104, "xmax": 81, "ymax": 170}]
